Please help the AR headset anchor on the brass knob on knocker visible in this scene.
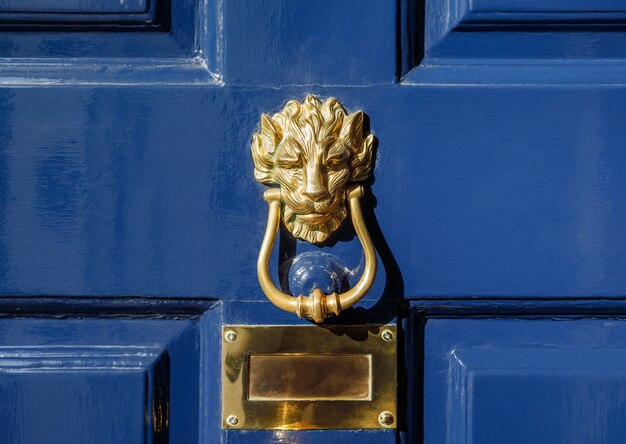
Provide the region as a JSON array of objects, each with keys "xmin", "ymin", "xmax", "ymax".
[{"xmin": 251, "ymin": 95, "xmax": 377, "ymax": 323}]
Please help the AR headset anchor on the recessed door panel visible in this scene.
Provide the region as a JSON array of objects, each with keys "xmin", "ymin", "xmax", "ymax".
[
  {"xmin": 0, "ymin": 317, "xmax": 207, "ymax": 443},
  {"xmin": 0, "ymin": 0, "xmax": 148, "ymax": 13},
  {"xmin": 472, "ymin": 0, "xmax": 626, "ymax": 12},
  {"xmin": 425, "ymin": 318, "xmax": 626, "ymax": 443}
]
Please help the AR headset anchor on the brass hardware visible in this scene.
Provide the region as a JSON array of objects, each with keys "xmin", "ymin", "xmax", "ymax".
[
  {"xmin": 248, "ymin": 354, "xmax": 371, "ymax": 401},
  {"xmin": 252, "ymin": 95, "xmax": 375, "ymax": 243},
  {"xmin": 257, "ymin": 185, "xmax": 376, "ymax": 322},
  {"xmin": 222, "ymin": 325, "xmax": 397, "ymax": 430},
  {"xmin": 224, "ymin": 330, "xmax": 237, "ymax": 342},
  {"xmin": 381, "ymin": 328, "xmax": 394, "ymax": 342},
  {"xmin": 378, "ymin": 411, "xmax": 395, "ymax": 428},
  {"xmin": 251, "ymin": 94, "xmax": 377, "ymax": 322}
]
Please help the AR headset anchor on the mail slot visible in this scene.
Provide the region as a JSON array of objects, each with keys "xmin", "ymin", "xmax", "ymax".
[
  {"xmin": 248, "ymin": 354, "xmax": 372, "ymax": 401},
  {"xmin": 222, "ymin": 325, "xmax": 397, "ymax": 430}
]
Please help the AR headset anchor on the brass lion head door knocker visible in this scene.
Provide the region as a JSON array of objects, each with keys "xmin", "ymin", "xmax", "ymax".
[{"xmin": 252, "ymin": 95, "xmax": 377, "ymax": 322}]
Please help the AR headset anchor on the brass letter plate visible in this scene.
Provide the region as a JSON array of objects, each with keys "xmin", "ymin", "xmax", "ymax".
[{"xmin": 222, "ymin": 325, "xmax": 397, "ymax": 430}]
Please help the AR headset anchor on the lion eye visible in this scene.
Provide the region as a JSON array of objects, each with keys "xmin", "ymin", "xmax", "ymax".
[
  {"xmin": 325, "ymin": 157, "xmax": 345, "ymax": 170},
  {"xmin": 277, "ymin": 158, "xmax": 302, "ymax": 169}
]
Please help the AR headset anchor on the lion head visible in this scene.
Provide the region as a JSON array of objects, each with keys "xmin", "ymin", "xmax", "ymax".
[{"xmin": 252, "ymin": 95, "xmax": 375, "ymax": 243}]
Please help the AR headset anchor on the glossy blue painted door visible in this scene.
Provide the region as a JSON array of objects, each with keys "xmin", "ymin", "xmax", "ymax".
[{"xmin": 0, "ymin": 0, "xmax": 626, "ymax": 442}]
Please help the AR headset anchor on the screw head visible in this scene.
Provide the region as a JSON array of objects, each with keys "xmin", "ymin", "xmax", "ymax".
[
  {"xmin": 224, "ymin": 330, "xmax": 237, "ymax": 342},
  {"xmin": 378, "ymin": 411, "xmax": 395, "ymax": 428},
  {"xmin": 381, "ymin": 329, "xmax": 394, "ymax": 342},
  {"xmin": 226, "ymin": 415, "xmax": 239, "ymax": 426}
]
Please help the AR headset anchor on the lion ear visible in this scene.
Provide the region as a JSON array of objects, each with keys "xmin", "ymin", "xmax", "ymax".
[
  {"xmin": 339, "ymin": 111, "xmax": 363, "ymax": 144},
  {"xmin": 350, "ymin": 134, "xmax": 374, "ymax": 182},
  {"xmin": 251, "ymin": 134, "xmax": 274, "ymax": 184},
  {"xmin": 341, "ymin": 111, "xmax": 374, "ymax": 182},
  {"xmin": 260, "ymin": 114, "xmax": 282, "ymax": 149},
  {"xmin": 251, "ymin": 114, "xmax": 282, "ymax": 185}
]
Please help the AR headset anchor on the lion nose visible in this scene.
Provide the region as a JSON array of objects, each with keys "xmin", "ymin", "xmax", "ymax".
[{"xmin": 303, "ymin": 177, "xmax": 328, "ymax": 201}]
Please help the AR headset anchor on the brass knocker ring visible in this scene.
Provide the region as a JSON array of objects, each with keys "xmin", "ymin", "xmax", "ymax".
[{"xmin": 257, "ymin": 185, "xmax": 376, "ymax": 323}]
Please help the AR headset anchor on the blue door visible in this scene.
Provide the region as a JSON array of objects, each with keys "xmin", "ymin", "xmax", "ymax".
[{"xmin": 1, "ymin": 0, "xmax": 626, "ymax": 442}]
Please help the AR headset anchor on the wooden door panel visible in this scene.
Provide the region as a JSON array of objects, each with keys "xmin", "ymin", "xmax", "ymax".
[
  {"xmin": 1, "ymin": 372, "xmax": 148, "ymax": 443},
  {"xmin": 1, "ymin": 86, "xmax": 625, "ymax": 299},
  {"xmin": 425, "ymin": 0, "xmax": 626, "ymax": 59},
  {"xmin": 220, "ymin": 1, "xmax": 396, "ymax": 85},
  {"xmin": 0, "ymin": 316, "xmax": 208, "ymax": 443},
  {"xmin": 472, "ymin": 0, "xmax": 626, "ymax": 12},
  {"xmin": 0, "ymin": 0, "xmax": 149, "ymax": 13},
  {"xmin": 425, "ymin": 318, "xmax": 626, "ymax": 443}
]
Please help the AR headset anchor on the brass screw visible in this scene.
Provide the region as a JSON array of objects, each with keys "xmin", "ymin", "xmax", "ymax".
[
  {"xmin": 224, "ymin": 330, "xmax": 237, "ymax": 342},
  {"xmin": 378, "ymin": 411, "xmax": 394, "ymax": 428},
  {"xmin": 381, "ymin": 329, "xmax": 394, "ymax": 342},
  {"xmin": 227, "ymin": 415, "xmax": 239, "ymax": 427}
]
